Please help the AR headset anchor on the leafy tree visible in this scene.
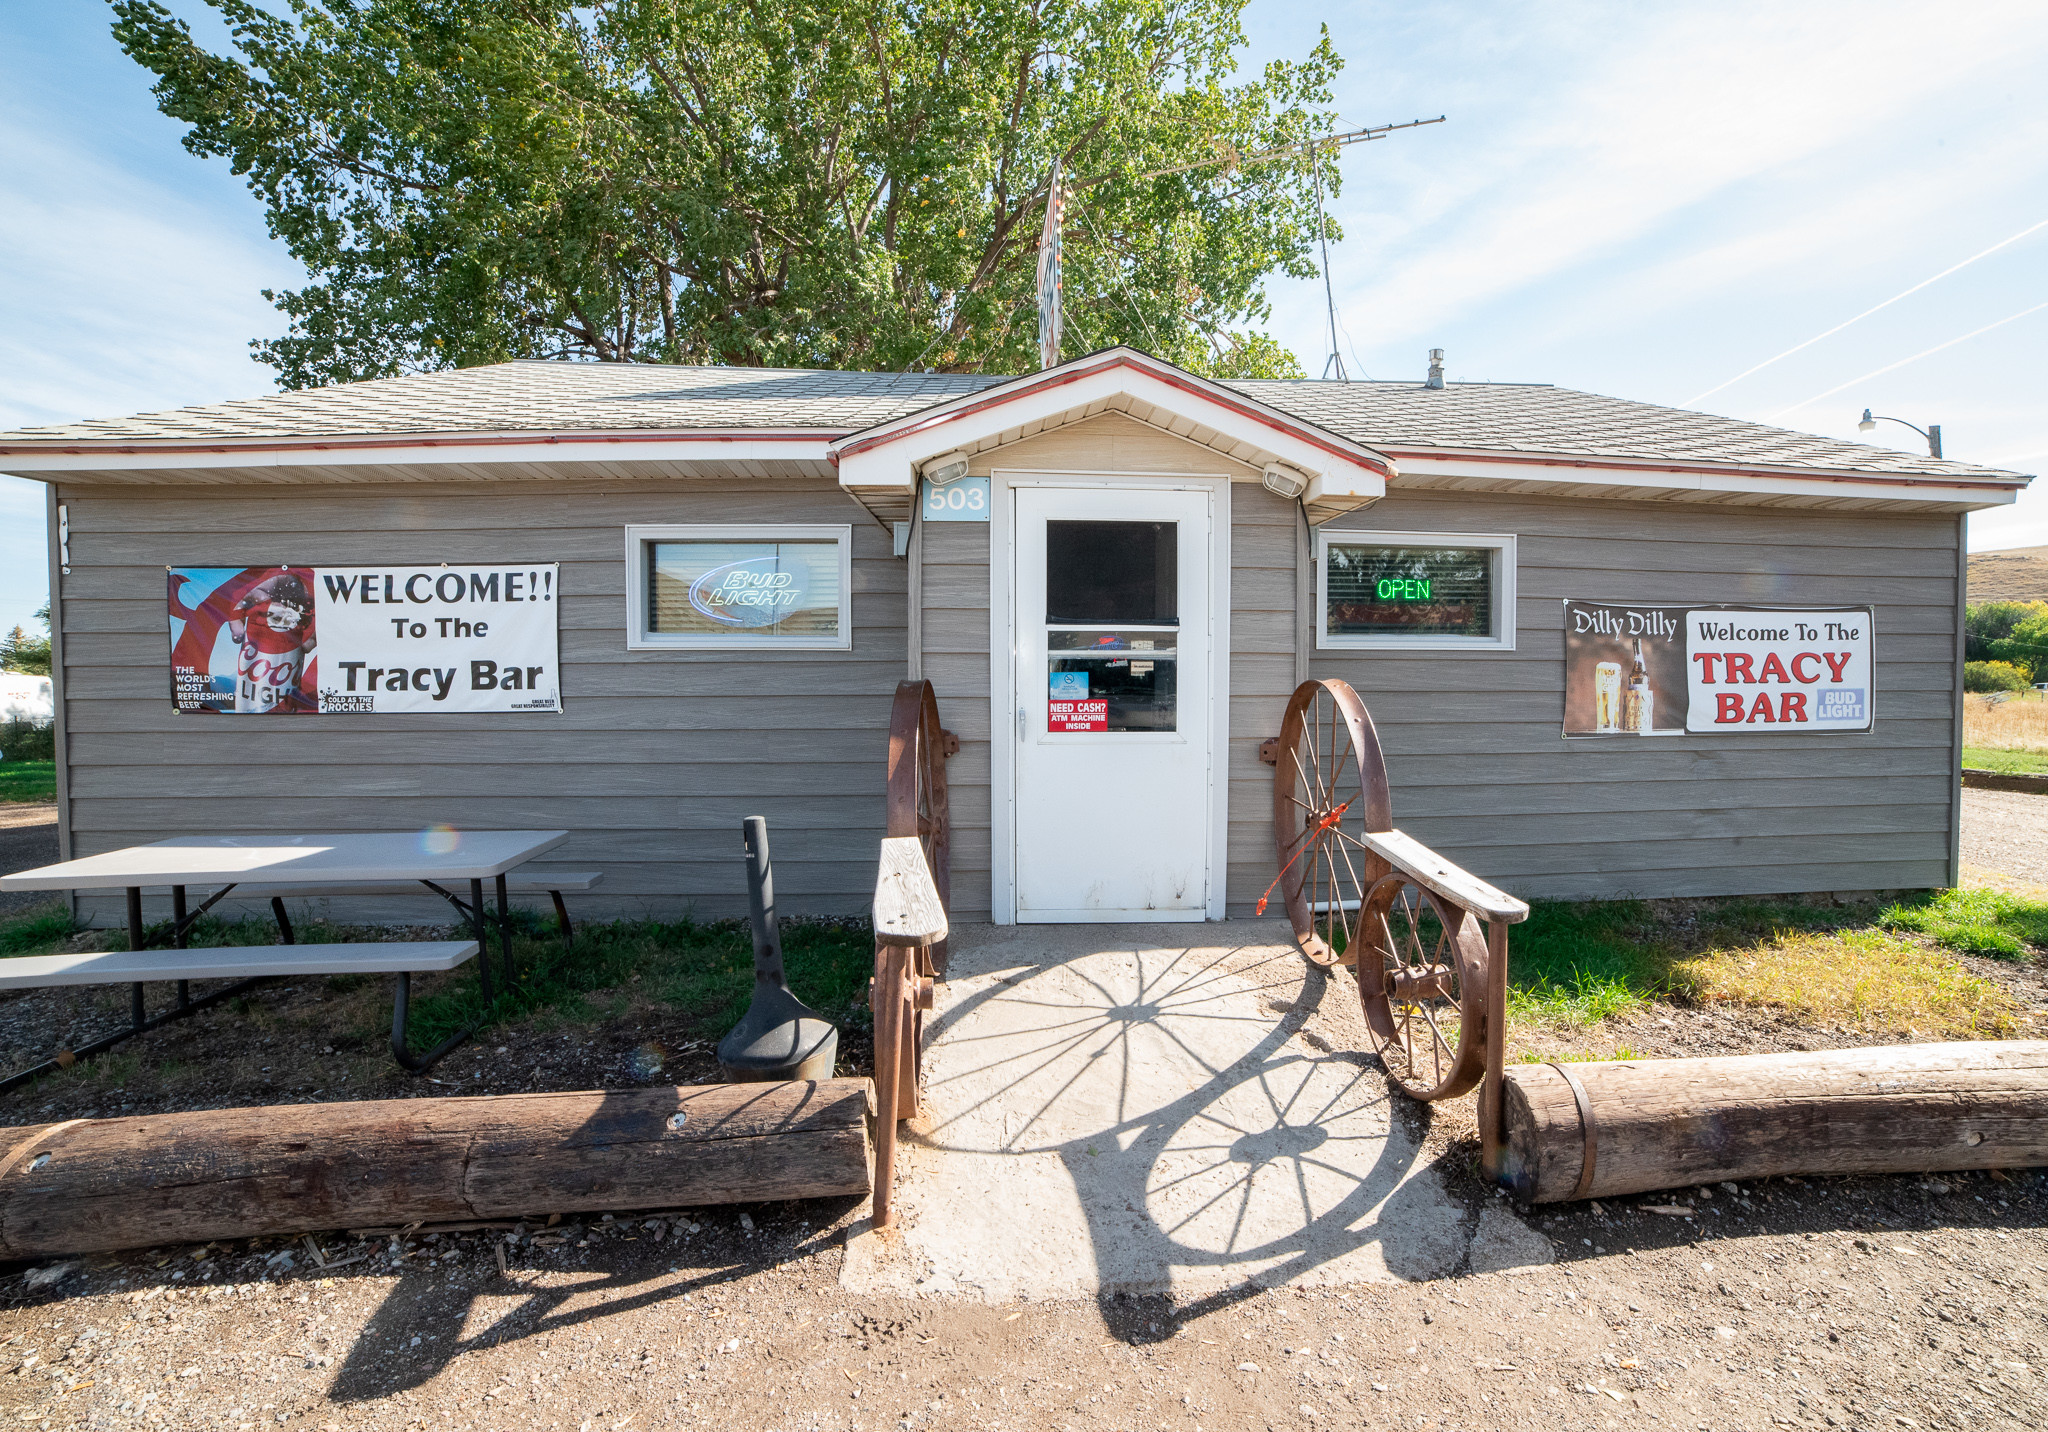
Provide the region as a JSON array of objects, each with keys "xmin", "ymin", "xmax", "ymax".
[
  {"xmin": 112, "ymin": 0, "xmax": 1346, "ymax": 384},
  {"xmin": 0, "ymin": 604, "xmax": 51, "ymax": 677},
  {"xmin": 1985, "ymin": 611, "xmax": 2048, "ymax": 684},
  {"xmin": 1964, "ymin": 660, "xmax": 2031, "ymax": 694},
  {"xmin": 1964, "ymin": 600, "xmax": 2048, "ymax": 663}
]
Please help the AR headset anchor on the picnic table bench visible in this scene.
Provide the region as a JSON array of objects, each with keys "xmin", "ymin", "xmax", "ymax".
[{"xmin": 0, "ymin": 830, "xmax": 573, "ymax": 1089}]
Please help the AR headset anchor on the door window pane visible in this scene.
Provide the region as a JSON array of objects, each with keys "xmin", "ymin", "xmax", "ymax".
[
  {"xmin": 1048, "ymin": 645, "xmax": 1177, "ymax": 732},
  {"xmin": 1046, "ymin": 521, "xmax": 1178, "ymax": 624}
]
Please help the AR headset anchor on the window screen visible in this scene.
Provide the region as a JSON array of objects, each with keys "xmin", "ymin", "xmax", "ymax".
[
  {"xmin": 1324, "ymin": 542, "xmax": 1495, "ymax": 639},
  {"xmin": 647, "ymin": 539, "xmax": 842, "ymax": 639}
]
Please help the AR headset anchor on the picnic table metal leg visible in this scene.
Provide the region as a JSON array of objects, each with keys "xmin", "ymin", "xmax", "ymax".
[
  {"xmin": 173, "ymin": 886, "xmax": 191, "ymax": 1009},
  {"xmin": 270, "ymin": 898, "xmax": 296, "ymax": 945},
  {"xmin": 388, "ymin": 972, "xmax": 473, "ymax": 1074},
  {"xmin": 126, "ymin": 886, "xmax": 146, "ymax": 1029},
  {"xmin": 549, "ymin": 890, "xmax": 573, "ymax": 949},
  {"xmin": 495, "ymin": 873, "xmax": 513, "ymax": 987},
  {"xmin": 470, "ymin": 878, "xmax": 494, "ymax": 1003}
]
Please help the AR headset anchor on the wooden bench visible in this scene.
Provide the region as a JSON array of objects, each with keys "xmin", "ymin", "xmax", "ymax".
[
  {"xmin": 0, "ymin": 940, "xmax": 484, "ymax": 1077},
  {"xmin": 162, "ymin": 871, "xmax": 604, "ymax": 944}
]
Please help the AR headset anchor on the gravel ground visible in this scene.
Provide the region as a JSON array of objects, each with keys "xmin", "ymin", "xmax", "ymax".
[
  {"xmin": 1960, "ymin": 788, "xmax": 2048, "ymax": 888},
  {"xmin": 0, "ymin": 807, "xmax": 58, "ymax": 918},
  {"xmin": 0, "ymin": 1173, "xmax": 2041, "ymax": 1431}
]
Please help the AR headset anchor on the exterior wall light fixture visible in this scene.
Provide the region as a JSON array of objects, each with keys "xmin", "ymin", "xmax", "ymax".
[
  {"xmin": 920, "ymin": 451, "xmax": 972, "ymax": 486},
  {"xmin": 1261, "ymin": 463, "xmax": 1312, "ymax": 500}
]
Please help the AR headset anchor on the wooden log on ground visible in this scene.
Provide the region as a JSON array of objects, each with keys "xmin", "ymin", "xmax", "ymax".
[
  {"xmin": 1500, "ymin": 1041, "xmax": 2048, "ymax": 1204},
  {"xmin": 0, "ymin": 1079, "xmax": 873, "ymax": 1259}
]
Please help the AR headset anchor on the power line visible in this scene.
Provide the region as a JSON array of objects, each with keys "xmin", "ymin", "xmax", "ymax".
[
  {"xmin": 1770, "ymin": 297, "xmax": 2048, "ymax": 420},
  {"xmin": 1685, "ymin": 216, "xmax": 2048, "ymax": 407}
]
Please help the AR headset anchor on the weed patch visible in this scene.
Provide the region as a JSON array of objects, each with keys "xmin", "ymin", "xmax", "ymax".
[
  {"xmin": 1879, "ymin": 887, "xmax": 2048, "ymax": 959},
  {"xmin": 1671, "ymin": 929, "xmax": 2022, "ymax": 1038}
]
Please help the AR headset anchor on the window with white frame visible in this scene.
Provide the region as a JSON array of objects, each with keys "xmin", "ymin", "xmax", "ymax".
[
  {"xmin": 625, "ymin": 524, "xmax": 853, "ymax": 650},
  {"xmin": 1316, "ymin": 530, "xmax": 1517, "ymax": 651}
]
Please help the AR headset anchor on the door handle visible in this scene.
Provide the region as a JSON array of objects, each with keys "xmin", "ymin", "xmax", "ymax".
[{"xmin": 1018, "ymin": 705, "xmax": 1027, "ymax": 740}]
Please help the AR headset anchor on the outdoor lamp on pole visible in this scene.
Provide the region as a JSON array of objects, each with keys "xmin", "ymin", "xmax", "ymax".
[{"xmin": 1858, "ymin": 408, "xmax": 1943, "ymax": 459}]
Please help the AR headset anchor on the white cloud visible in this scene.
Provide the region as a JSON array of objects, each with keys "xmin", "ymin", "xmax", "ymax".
[{"xmin": 0, "ymin": 114, "xmax": 294, "ymax": 432}]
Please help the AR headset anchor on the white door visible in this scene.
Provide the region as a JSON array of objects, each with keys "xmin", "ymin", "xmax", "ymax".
[{"xmin": 1013, "ymin": 485, "xmax": 1214, "ymax": 921}]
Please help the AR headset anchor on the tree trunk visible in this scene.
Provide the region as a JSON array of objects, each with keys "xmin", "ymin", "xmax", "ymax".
[
  {"xmin": 1500, "ymin": 1041, "xmax": 2048, "ymax": 1204},
  {"xmin": 0, "ymin": 1079, "xmax": 873, "ymax": 1259}
]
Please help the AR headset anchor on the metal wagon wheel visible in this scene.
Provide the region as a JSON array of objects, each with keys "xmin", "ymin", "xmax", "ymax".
[
  {"xmin": 1268, "ymin": 678, "xmax": 1393, "ymax": 968},
  {"xmin": 883, "ymin": 680, "xmax": 954, "ymax": 1119},
  {"xmin": 1356, "ymin": 875, "xmax": 1488, "ymax": 1100}
]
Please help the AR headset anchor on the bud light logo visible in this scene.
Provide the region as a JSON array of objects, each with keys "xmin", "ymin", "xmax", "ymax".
[
  {"xmin": 688, "ymin": 556, "xmax": 808, "ymax": 628},
  {"xmin": 1817, "ymin": 688, "xmax": 1866, "ymax": 722}
]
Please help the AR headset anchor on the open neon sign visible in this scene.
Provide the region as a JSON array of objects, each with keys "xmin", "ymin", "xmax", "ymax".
[{"xmin": 1374, "ymin": 577, "xmax": 1432, "ymax": 601}]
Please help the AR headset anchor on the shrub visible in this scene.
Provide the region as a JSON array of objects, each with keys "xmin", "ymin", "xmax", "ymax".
[
  {"xmin": 1965, "ymin": 600, "xmax": 2048, "ymax": 663},
  {"xmin": 1964, "ymin": 660, "xmax": 2033, "ymax": 693},
  {"xmin": 0, "ymin": 719, "xmax": 54, "ymax": 763}
]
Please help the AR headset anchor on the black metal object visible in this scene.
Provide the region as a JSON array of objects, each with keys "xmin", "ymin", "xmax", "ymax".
[{"xmin": 716, "ymin": 817, "xmax": 838, "ymax": 1083}]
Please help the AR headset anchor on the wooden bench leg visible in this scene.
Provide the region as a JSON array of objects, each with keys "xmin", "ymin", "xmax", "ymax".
[{"xmin": 388, "ymin": 972, "xmax": 474, "ymax": 1075}]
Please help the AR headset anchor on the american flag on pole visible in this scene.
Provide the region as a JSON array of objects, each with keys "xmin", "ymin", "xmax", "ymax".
[{"xmin": 1036, "ymin": 159, "xmax": 1064, "ymax": 370}]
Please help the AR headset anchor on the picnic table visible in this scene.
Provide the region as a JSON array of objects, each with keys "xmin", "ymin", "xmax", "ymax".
[{"xmin": 0, "ymin": 829, "xmax": 569, "ymax": 1088}]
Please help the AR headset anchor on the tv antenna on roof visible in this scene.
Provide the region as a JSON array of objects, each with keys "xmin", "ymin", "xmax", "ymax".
[{"xmin": 1037, "ymin": 116, "xmax": 1444, "ymax": 376}]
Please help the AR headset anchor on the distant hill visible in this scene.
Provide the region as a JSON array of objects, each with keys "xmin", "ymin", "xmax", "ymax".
[{"xmin": 1969, "ymin": 546, "xmax": 2048, "ymax": 604}]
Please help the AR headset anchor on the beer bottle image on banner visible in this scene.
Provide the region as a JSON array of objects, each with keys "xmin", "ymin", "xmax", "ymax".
[{"xmin": 1623, "ymin": 636, "xmax": 1654, "ymax": 734}]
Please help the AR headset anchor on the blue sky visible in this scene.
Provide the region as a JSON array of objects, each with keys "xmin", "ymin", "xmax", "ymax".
[{"xmin": 3, "ymin": 1, "xmax": 2045, "ymax": 639}]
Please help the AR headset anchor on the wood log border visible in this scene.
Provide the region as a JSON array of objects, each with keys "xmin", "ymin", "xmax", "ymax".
[
  {"xmin": 1499, "ymin": 1041, "xmax": 2048, "ymax": 1204},
  {"xmin": 0, "ymin": 1079, "xmax": 874, "ymax": 1260}
]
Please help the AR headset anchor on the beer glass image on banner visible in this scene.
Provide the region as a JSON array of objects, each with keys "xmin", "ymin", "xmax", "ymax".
[
  {"xmin": 167, "ymin": 566, "xmax": 319, "ymax": 715},
  {"xmin": 1562, "ymin": 600, "xmax": 1688, "ymax": 737}
]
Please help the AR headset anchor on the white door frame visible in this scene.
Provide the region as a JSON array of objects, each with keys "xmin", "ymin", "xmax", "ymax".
[{"xmin": 989, "ymin": 469, "xmax": 1232, "ymax": 924}]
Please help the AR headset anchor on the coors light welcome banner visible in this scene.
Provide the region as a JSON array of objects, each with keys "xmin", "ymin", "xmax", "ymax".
[
  {"xmin": 167, "ymin": 565, "xmax": 561, "ymax": 715},
  {"xmin": 1563, "ymin": 601, "xmax": 1873, "ymax": 738}
]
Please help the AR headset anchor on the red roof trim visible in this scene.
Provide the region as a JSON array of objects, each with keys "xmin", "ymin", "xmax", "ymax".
[
  {"xmin": 829, "ymin": 351, "xmax": 1398, "ymax": 478},
  {"xmin": 0, "ymin": 430, "xmax": 840, "ymax": 459},
  {"xmin": 1380, "ymin": 447, "xmax": 2027, "ymax": 491}
]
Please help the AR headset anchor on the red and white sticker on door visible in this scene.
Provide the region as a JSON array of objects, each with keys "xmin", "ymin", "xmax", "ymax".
[{"xmin": 1048, "ymin": 699, "xmax": 1107, "ymax": 732}]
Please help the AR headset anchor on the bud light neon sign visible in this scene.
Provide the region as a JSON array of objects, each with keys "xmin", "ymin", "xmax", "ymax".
[{"xmin": 688, "ymin": 556, "xmax": 808, "ymax": 628}]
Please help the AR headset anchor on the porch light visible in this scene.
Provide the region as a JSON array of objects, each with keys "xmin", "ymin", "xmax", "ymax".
[
  {"xmin": 1261, "ymin": 463, "xmax": 1311, "ymax": 500},
  {"xmin": 921, "ymin": 451, "xmax": 972, "ymax": 486}
]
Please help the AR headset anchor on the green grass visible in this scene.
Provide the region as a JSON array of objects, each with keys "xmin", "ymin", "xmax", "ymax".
[
  {"xmin": 1879, "ymin": 887, "xmax": 2048, "ymax": 959},
  {"xmin": 0, "ymin": 760, "xmax": 55, "ymax": 803},
  {"xmin": 1505, "ymin": 896, "xmax": 1858, "ymax": 1024},
  {"xmin": 64, "ymin": 904, "xmax": 877, "ymax": 1051},
  {"xmin": 1961, "ymin": 745, "xmax": 2048, "ymax": 775},
  {"xmin": 0, "ymin": 904, "xmax": 74, "ymax": 955}
]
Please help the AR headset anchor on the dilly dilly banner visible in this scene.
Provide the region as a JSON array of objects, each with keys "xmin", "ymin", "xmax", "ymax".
[{"xmin": 167, "ymin": 565, "xmax": 561, "ymax": 715}]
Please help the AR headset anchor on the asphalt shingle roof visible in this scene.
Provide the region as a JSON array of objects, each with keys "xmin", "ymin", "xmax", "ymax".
[{"xmin": 0, "ymin": 356, "xmax": 2027, "ymax": 483}]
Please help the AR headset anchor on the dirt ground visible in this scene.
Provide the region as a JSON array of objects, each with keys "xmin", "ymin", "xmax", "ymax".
[
  {"xmin": 0, "ymin": 806, "xmax": 59, "ymax": 918},
  {"xmin": 1962, "ymin": 787, "xmax": 2048, "ymax": 888},
  {"xmin": 1, "ymin": 802, "xmax": 2046, "ymax": 1428}
]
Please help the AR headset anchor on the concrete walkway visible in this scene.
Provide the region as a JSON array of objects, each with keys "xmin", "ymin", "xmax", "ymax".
[{"xmin": 842, "ymin": 921, "xmax": 1549, "ymax": 1302}]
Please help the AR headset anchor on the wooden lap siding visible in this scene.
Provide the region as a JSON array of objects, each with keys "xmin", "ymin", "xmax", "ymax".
[
  {"xmin": 54, "ymin": 476, "xmax": 905, "ymax": 927},
  {"xmin": 1302, "ymin": 491, "xmax": 1962, "ymax": 903}
]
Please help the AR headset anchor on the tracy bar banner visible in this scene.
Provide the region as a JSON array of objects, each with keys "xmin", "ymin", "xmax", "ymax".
[
  {"xmin": 1563, "ymin": 600, "xmax": 1874, "ymax": 738},
  {"xmin": 168, "ymin": 565, "xmax": 561, "ymax": 715}
]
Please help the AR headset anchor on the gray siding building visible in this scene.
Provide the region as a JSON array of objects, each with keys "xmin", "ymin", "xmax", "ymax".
[{"xmin": 0, "ymin": 348, "xmax": 2027, "ymax": 927}]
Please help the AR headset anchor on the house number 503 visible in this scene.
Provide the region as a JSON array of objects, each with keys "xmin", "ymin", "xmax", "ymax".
[{"xmin": 922, "ymin": 476, "xmax": 991, "ymax": 522}]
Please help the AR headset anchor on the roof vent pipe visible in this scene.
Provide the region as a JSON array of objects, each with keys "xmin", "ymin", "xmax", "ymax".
[{"xmin": 1425, "ymin": 349, "xmax": 1445, "ymax": 390}]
